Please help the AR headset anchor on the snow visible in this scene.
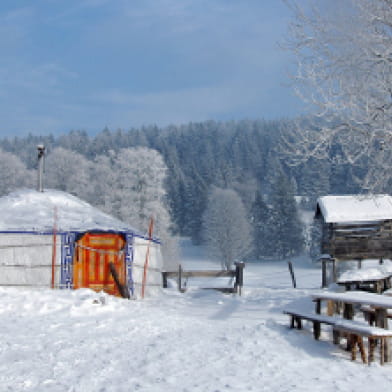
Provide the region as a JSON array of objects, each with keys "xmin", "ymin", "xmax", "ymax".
[
  {"xmin": 0, "ymin": 189, "xmax": 139, "ymax": 233},
  {"xmin": 312, "ymin": 289, "xmax": 392, "ymax": 309},
  {"xmin": 2, "ymin": 241, "xmax": 392, "ymax": 391},
  {"xmin": 338, "ymin": 265, "xmax": 392, "ymax": 283},
  {"xmin": 317, "ymin": 194, "xmax": 392, "ymax": 223}
]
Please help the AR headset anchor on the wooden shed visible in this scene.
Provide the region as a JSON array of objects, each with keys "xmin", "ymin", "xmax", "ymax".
[
  {"xmin": 0, "ymin": 189, "xmax": 163, "ymax": 298},
  {"xmin": 315, "ymin": 195, "xmax": 392, "ymax": 261}
]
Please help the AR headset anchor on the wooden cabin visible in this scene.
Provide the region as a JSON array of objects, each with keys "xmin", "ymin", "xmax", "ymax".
[{"xmin": 315, "ymin": 195, "xmax": 392, "ymax": 261}]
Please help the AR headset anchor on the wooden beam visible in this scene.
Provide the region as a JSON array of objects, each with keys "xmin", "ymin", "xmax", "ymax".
[
  {"xmin": 164, "ymin": 270, "xmax": 235, "ymax": 278},
  {"xmin": 108, "ymin": 262, "xmax": 130, "ymax": 299}
]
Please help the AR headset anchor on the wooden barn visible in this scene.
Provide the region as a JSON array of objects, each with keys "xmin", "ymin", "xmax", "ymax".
[
  {"xmin": 315, "ymin": 195, "xmax": 392, "ymax": 261},
  {"xmin": 0, "ymin": 189, "xmax": 163, "ymax": 298}
]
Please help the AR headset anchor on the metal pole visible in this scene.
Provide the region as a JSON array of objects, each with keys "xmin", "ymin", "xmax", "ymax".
[{"xmin": 37, "ymin": 145, "xmax": 45, "ymax": 192}]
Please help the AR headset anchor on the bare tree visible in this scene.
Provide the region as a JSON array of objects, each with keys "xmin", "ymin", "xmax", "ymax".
[
  {"xmin": 202, "ymin": 187, "xmax": 252, "ymax": 270},
  {"xmin": 283, "ymin": 0, "xmax": 392, "ymax": 192}
]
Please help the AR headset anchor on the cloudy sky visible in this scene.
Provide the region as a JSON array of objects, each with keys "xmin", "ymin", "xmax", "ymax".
[{"xmin": 0, "ymin": 0, "xmax": 303, "ymax": 137}]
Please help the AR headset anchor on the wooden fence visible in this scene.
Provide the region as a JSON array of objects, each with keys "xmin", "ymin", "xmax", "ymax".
[{"xmin": 162, "ymin": 262, "xmax": 245, "ymax": 295}]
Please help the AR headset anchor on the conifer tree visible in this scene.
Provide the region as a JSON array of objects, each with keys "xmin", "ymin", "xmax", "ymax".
[
  {"xmin": 269, "ymin": 173, "xmax": 304, "ymax": 259},
  {"xmin": 250, "ymin": 191, "xmax": 273, "ymax": 260}
]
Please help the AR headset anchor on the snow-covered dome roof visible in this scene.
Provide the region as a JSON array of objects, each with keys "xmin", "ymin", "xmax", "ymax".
[
  {"xmin": 0, "ymin": 189, "xmax": 139, "ymax": 233},
  {"xmin": 316, "ymin": 194, "xmax": 392, "ymax": 223}
]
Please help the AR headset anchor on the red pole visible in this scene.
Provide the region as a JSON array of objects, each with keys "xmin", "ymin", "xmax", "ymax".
[
  {"xmin": 51, "ymin": 207, "xmax": 58, "ymax": 289},
  {"xmin": 141, "ymin": 217, "xmax": 154, "ymax": 299}
]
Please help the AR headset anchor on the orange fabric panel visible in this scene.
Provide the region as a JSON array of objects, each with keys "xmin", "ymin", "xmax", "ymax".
[{"xmin": 73, "ymin": 233, "xmax": 126, "ymax": 297}]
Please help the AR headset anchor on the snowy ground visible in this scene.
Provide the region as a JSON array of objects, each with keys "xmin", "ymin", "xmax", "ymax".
[{"xmin": 2, "ymin": 240, "xmax": 392, "ymax": 391}]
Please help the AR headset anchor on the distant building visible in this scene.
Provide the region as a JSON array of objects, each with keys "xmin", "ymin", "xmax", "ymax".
[
  {"xmin": 0, "ymin": 189, "xmax": 162, "ymax": 298},
  {"xmin": 315, "ymin": 194, "xmax": 392, "ymax": 261}
]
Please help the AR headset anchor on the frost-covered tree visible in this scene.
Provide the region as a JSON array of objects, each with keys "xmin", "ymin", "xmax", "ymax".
[
  {"xmin": 45, "ymin": 147, "xmax": 93, "ymax": 201},
  {"xmin": 284, "ymin": 0, "xmax": 392, "ymax": 192},
  {"xmin": 89, "ymin": 154, "xmax": 117, "ymax": 215},
  {"xmin": 93, "ymin": 147, "xmax": 178, "ymax": 268},
  {"xmin": 202, "ymin": 187, "xmax": 252, "ymax": 270},
  {"xmin": 286, "ymin": 0, "xmax": 392, "ymax": 133},
  {"xmin": 108, "ymin": 148, "xmax": 169, "ymax": 231},
  {"xmin": 57, "ymin": 130, "xmax": 90, "ymax": 157},
  {"xmin": 0, "ymin": 148, "xmax": 33, "ymax": 195}
]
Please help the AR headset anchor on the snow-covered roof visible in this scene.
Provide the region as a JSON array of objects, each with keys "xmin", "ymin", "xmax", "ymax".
[
  {"xmin": 0, "ymin": 189, "xmax": 140, "ymax": 233},
  {"xmin": 316, "ymin": 194, "xmax": 392, "ymax": 223}
]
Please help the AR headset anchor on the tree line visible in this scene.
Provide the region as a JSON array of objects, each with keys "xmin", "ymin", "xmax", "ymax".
[{"xmin": 0, "ymin": 118, "xmax": 386, "ymax": 264}]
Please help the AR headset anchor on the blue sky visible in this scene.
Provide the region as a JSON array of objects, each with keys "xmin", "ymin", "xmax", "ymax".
[{"xmin": 0, "ymin": 0, "xmax": 303, "ymax": 136}]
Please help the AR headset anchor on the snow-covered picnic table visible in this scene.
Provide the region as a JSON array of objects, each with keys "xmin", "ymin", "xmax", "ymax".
[
  {"xmin": 312, "ymin": 290, "xmax": 392, "ymax": 362},
  {"xmin": 312, "ymin": 290, "xmax": 392, "ymax": 311},
  {"xmin": 336, "ymin": 268, "xmax": 392, "ymax": 293}
]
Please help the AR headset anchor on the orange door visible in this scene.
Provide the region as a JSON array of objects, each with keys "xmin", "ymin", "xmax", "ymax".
[{"xmin": 73, "ymin": 233, "xmax": 126, "ymax": 297}]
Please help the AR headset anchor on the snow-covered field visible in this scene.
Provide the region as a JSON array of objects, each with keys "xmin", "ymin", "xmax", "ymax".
[{"xmin": 2, "ymin": 240, "xmax": 392, "ymax": 392}]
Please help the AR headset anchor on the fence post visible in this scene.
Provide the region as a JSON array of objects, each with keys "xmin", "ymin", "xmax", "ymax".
[
  {"xmin": 178, "ymin": 264, "xmax": 182, "ymax": 292},
  {"xmin": 288, "ymin": 261, "xmax": 296, "ymax": 289},
  {"xmin": 162, "ymin": 272, "xmax": 168, "ymax": 288},
  {"xmin": 332, "ymin": 258, "xmax": 337, "ymax": 283},
  {"xmin": 321, "ymin": 259, "xmax": 327, "ymax": 288},
  {"xmin": 234, "ymin": 262, "xmax": 245, "ymax": 295},
  {"xmin": 358, "ymin": 259, "xmax": 362, "ymax": 269}
]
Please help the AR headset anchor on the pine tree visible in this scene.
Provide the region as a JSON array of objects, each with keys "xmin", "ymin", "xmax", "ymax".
[
  {"xmin": 250, "ymin": 191, "xmax": 273, "ymax": 260},
  {"xmin": 269, "ymin": 173, "xmax": 304, "ymax": 259},
  {"xmin": 185, "ymin": 166, "xmax": 208, "ymax": 244},
  {"xmin": 309, "ymin": 218, "xmax": 323, "ymax": 262}
]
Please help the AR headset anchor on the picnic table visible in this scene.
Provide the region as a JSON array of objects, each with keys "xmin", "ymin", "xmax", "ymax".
[
  {"xmin": 312, "ymin": 290, "xmax": 392, "ymax": 362},
  {"xmin": 336, "ymin": 269, "xmax": 392, "ymax": 294}
]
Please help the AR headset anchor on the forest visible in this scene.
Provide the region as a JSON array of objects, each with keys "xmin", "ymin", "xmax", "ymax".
[{"xmin": 0, "ymin": 117, "xmax": 387, "ymax": 264}]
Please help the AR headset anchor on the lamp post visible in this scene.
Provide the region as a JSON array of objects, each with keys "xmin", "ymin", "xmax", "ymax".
[{"xmin": 37, "ymin": 144, "xmax": 45, "ymax": 192}]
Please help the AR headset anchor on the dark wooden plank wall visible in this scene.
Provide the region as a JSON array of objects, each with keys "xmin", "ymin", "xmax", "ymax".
[{"xmin": 321, "ymin": 220, "xmax": 392, "ymax": 260}]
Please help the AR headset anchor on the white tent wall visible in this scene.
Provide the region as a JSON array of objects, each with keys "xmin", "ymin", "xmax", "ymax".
[
  {"xmin": 0, "ymin": 232, "xmax": 164, "ymax": 296},
  {"xmin": 0, "ymin": 233, "xmax": 61, "ymax": 287},
  {"xmin": 132, "ymin": 236, "xmax": 163, "ymax": 298}
]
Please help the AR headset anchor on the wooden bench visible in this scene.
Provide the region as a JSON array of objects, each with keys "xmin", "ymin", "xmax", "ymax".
[
  {"xmin": 333, "ymin": 320, "xmax": 392, "ymax": 365},
  {"xmin": 283, "ymin": 309, "xmax": 337, "ymax": 340},
  {"xmin": 283, "ymin": 309, "xmax": 392, "ymax": 364}
]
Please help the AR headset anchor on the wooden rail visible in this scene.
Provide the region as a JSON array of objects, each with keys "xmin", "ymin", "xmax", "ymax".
[{"xmin": 162, "ymin": 262, "xmax": 245, "ymax": 295}]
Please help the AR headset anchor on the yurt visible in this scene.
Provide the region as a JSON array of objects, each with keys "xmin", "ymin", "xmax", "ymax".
[{"xmin": 0, "ymin": 188, "xmax": 163, "ymax": 298}]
